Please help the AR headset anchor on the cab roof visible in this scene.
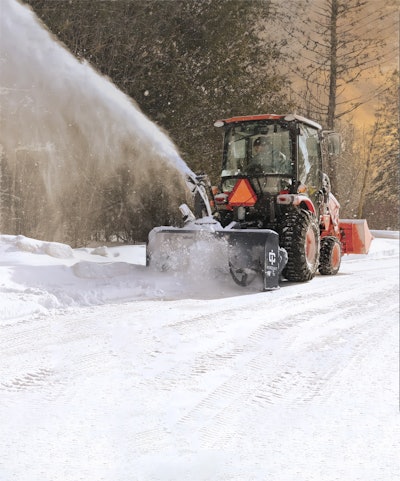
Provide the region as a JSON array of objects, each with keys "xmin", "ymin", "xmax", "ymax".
[{"xmin": 214, "ymin": 114, "xmax": 322, "ymax": 131}]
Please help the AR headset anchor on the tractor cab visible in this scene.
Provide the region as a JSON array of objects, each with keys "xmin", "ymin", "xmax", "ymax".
[
  {"xmin": 218, "ymin": 116, "xmax": 292, "ymax": 196},
  {"xmin": 214, "ymin": 114, "xmax": 331, "ymax": 229}
]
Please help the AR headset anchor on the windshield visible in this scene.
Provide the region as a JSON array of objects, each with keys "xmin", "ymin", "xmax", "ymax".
[{"xmin": 222, "ymin": 122, "xmax": 292, "ymax": 177}]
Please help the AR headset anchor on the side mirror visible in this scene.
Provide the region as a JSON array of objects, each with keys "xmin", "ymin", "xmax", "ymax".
[{"xmin": 323, "ymin": 131, "xmax": 341, "ymax": 155}]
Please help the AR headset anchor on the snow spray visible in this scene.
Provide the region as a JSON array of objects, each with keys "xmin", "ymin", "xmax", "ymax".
[{"xmin": 0, "ymin": 0, "xmax": 194, "ymax": 243}]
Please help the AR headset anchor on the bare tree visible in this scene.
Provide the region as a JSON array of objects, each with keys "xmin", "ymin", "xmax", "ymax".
[
  {"xmin": 357, "ymin": 121, "xmax": 380, "ymax": 219},
  {"xmin": 362, "ymin": 70, "xmax": 399, "ymax": 229},
  {"xmin": 291, "ymin": 0, "xmax": 396, "ymax": 128},
  {"xmin": 285, "ymin": 0, "xmax": 397, "ymax": 195}
]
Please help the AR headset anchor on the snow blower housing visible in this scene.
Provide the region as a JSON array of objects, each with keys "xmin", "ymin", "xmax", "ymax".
[{"xmin": 147, "ymin": 114, "xmax": 373, "ymax": 290}]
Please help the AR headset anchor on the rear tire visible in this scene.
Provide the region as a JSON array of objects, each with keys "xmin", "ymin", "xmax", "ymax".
[
  {"xmin": 319, "ymin": 236, "xmax": 341, "ymax": 275},
  {"xmin": 280, "ymin": 209, "xmax": 320, "ymax": 282}
]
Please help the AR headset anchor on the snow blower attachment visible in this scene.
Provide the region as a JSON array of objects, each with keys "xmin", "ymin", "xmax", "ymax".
[
  {"xmin": 147, "ymin": 114, "xmax": 373, "ymax": 290},
  {"xmin": 147, "ymin": 209, "xmax": 287, "ymax": 291}
]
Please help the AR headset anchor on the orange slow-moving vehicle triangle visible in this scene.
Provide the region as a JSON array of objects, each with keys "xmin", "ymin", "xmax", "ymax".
[{"xmin": 228, "ymin": 179, "xmax": 257, "ymax": 206}]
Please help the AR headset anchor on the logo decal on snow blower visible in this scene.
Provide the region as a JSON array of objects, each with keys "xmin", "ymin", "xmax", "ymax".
[{"xmin": 268, "ymin": 250, "xmax": 276, "ymax": 265}]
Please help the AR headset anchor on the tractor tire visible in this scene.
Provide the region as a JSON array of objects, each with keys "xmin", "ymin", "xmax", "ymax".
[
  {"xmin": 280, "ymin": 209, "xmax": 320, "ymax": 282},
  {"xmin": 319, "ymin": 236, "xmax": 341, "ymax": 275}
]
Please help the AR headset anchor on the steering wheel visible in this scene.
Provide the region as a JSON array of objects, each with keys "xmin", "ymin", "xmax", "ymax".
[{"xmin": 247, "ymin": 163, "xmax": 263, "ymax": 174}]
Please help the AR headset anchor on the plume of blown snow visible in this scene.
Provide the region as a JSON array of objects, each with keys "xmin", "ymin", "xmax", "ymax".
[{"xmin": 0, "ymin": 0, "xmax": 193, "ymax": 242}]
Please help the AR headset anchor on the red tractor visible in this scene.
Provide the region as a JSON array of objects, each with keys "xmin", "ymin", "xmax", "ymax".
[{"xmin": 148, "ymin": 114, "xmax": 373, "ymax": 290}]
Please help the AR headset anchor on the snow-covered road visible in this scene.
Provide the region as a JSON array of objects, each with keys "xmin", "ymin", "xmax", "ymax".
[{"xmin": 0, "ymin": 234, "xmax": 399, "ymax": 481}]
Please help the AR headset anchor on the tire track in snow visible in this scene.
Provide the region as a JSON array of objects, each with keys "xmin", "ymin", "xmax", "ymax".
[
  {"xmin": 197, "ymin": 316, "xmax": 394, "ymax": 450},
  {"xmin": 0, "ymin": 310, "xmax": 119, "ymax": 408},
  {"xmin": 0, "ymin": 368, "xmax": 59, "ymax": 393},
  {"xmin": 172, "ymin": 279, "xmax": 398, "ymax": 448},
  {"xmin": 1, "ymin": 251, "xmax": 397, "ymax": 457},
  {"xmin": 154, "ymin": 278, "xmax": 389, "ymax": 393}
]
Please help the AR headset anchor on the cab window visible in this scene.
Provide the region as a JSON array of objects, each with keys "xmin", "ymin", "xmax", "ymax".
[{"xmin": 298, "ymin": 124, "xmax": 322, "ymax": 194}]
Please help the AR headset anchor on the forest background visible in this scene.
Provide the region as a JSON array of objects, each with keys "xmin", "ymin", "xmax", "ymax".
[{"xmin": 1, "ymin": 0, "xmax": 399, "ymax": 245}]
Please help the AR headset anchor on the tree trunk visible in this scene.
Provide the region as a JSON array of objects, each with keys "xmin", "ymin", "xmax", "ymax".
[
  {"xmin": 327, "ymin": 0, "xmax": 338, "ymax": 131},
  {"xmin": 358, "ymin": 121, "xmax": 379, "ymax": 219},
  {"xmin": 326, "ymin": 0, "xmax": 338, "ymax": 192}
]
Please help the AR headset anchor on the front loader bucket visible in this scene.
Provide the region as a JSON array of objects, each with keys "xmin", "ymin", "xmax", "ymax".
[
  {"xmin": 147, "ymin": 225, "xmax": 286, "ymax": 290},
  {"xmin": 339, "ymin": 219, "xmax": 374, "ymax": 254}
]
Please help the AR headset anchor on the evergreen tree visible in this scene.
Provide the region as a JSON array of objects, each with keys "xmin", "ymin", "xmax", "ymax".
[{"xmin": 25, "ymin": 0, "xmax": 292, "ymax": 180}]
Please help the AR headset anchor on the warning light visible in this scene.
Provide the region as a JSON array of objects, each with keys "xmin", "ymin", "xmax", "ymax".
[{"xmin": 228, "ymin": 179, "xmax": 257, "ymax": 206}]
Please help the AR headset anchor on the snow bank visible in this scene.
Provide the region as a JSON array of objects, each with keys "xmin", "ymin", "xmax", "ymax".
[
  {"xmin": 371, "ymin": 229, "xmax": 399, "ymax": 239},
  {"xmin": 0, "ymin": 234, "xmax": 240, "ymax": 325},
  {"xmin": 13, "ymin": 235, "xmax": 74, "ymax": 258},
  {"xmin": 0, "ymin": 232, "xmax": 398, "ymax": 325}
]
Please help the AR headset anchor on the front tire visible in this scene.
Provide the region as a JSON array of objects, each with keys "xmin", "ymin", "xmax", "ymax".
[
  {"xmin": 319, "ymin": 236, "xmax": 341, "ymax": 275},
  {"xmin": 280, "ymin": 209, "xmax": 320, "ymax": 282}
]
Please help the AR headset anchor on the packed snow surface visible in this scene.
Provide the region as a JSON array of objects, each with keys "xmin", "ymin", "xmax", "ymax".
[{"xmin": 0, "ymin": 232, "xmax": 399, "ymax": 480}]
